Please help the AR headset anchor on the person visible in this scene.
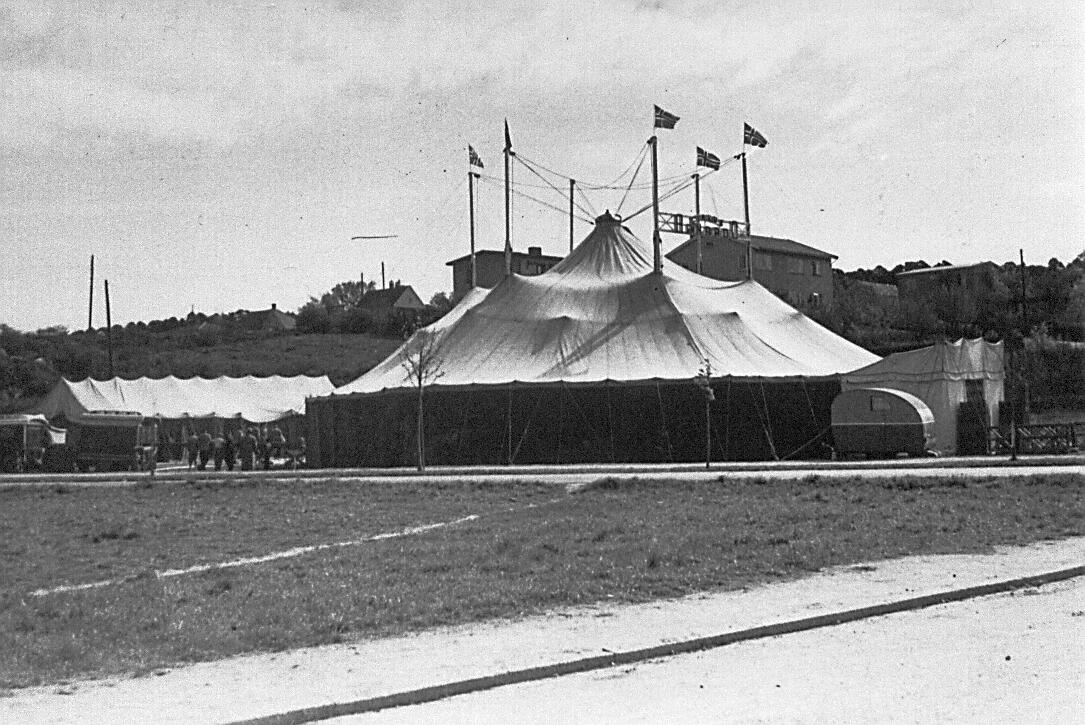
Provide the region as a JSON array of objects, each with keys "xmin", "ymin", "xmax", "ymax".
[
  {"xmin": 258, "ymin": 426, "xmax": 271, "ymax": 470},
  {"xmin": 211, "ymin": 431, "xmax": 226, "ymax": 471},
  {"xmin": 223, "ymin": 429, "xmax": 236, "ymax": 472},
  {"xmin": 186, "ymin": 430, "xmax": 199, "ymax": 470},
  {"xmin": 239, "ymin": 428, "xmax": 257, "ymax": 471},
  {"xmin": 197, "ymin": 429, "xmax": 212, "ymax": 471},
  {"xmin": 268, "ymin": 425, "xmax": 285, "ymax": 458},
  {"xmin": 296, "ymin": 436, "xmax": 306, "ymax": 468}
]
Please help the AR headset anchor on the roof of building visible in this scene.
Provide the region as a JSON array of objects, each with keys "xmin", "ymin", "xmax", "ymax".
[
  {"xmin": 244, "ymin": 306, "xmax": 296, "ymax": 331},
  {"xmin": 668, "ymin": 233, "xmax": 836, "ymax": 261},
  {"xmin": 895, "ymin": 262, "xmax": 996, "ymax": 277},
  {"xmin": 359, "ymin": 286, "xmax": 426, "ymax": 312},
  {"xmin": 446, "ymin": 249, "xmax": 565, "ymax": 266}
]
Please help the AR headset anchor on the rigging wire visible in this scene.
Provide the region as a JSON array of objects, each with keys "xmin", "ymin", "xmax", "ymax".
[
  {"xmin": 615, "ymin": 147, "xmax": 649, "ymax": 215},
  {"xmin": 513, "ymin": 154, "xmax": 594, "ymax": 218},
  {"xmin": 476, "ymin": 175, "xmax": 594, "ymax": 224}
]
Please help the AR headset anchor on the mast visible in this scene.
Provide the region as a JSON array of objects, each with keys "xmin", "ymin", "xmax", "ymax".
[
  {"xmin": 87, "ymin": 254, "xmax": 95, "ymax": 332},
  {"xmin": 569, "ymin": 178, "xmax": 575, "ymax": 254},
  {"xmin": 650, "ymin": 135, "xmax": 662, "ymax": 274},
  {"xmin": 104, "ymin": 279, "xmax": 114, "ymax": 377},
  {"xmin": 742, "ymin": 151, "xmax": 752, "ymax": 280},
  {"xmin": 469, "ymin": 169, "xmax": 477, "ymax": 289},
  {"xmin": 504, "ymin": 119, "xmax": 512, "ymax": 277},
  {"xmin": 693, "ymin": 173, "xmax": 702, "ymax": 275}
]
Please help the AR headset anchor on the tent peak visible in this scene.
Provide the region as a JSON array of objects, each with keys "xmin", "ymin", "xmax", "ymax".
[{"xmin": 595, "ymin": 210, "xmax": 622, "ymax": 225}]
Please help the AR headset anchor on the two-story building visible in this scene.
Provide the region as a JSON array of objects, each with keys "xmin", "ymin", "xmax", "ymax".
[
  {"xmin": 447, "ymin": 247, "xmax": 564, "ymax": 302},
  {"xmin": 664, "ymin": 217, "xmax": 835, "ymax": 312}
]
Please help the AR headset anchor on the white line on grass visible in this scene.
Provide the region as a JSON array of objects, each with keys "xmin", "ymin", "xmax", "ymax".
[{"xmin": 30, "ymin": 511, "xmax": 497, "ymax": 598}]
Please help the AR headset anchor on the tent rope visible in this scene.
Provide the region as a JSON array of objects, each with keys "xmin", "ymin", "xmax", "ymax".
[
  {"xmin": 759, "ymin": 379, "xmax": 779, "ymax": 460},
  {"xmin": 781, "ymin": 427, "xmax": 831, "ymax": 461},
  {"xmin": 655, "ymin": 381, "xmax": 674, "ymax": 462},
  {"xmin": 511, "ymin": 390, "xmax": 545, "ymax": 464}
]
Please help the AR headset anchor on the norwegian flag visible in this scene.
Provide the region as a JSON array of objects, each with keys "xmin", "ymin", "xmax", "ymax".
[
  {"xmin": 743, "ymin": 123, "xmax": 768, "ymax": 148},
  {"xmin": 653, "ymin": 105, "xmax": 680, "ymax": 129},
  {"xmin": 468, "ymin": 145, "xmax": 484, "ymax": 169},
  {"xmin": 696, "ymin": 146, "xmax": 721, "ymax": 170}
]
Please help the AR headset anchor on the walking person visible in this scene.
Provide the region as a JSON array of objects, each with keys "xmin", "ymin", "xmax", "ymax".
[
  {"xmin": 197, "ymin": 429, "xmax": 212, "ymax": 471},
  {"xmin": 239, "ymin": 428, "xmax": 257, "ymax": 471},
  {"xmin": 223, "ymin": 429, "xmax": 237, "ymax": 472},
  {"xmin": 186, "ymin": 430, "xmax": 198, "ymax": 470}
]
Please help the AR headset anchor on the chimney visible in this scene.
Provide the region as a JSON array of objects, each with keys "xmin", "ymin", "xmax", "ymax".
[
  {"xmin": 528, "ymin": 246, "xmax": 542, "ymax": 257},
  {"xmin": 271, "ymin": 303, "xmax": 277, "ymax": 310}
]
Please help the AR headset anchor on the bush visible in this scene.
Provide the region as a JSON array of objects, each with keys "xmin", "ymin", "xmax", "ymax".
[{"xmin": 296, "ymin": 303, "xmax": 331, "ymax": 334}]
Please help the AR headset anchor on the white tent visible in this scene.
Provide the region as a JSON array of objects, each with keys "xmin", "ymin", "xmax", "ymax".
[
  {"xmin": 34, "ymin": 375, "xmax": 335, "ymax": 423},
  {"xmin": 338, "ymin": 212, "xmax": 878, "ymax": 395},
  {"xmin": 841, "ymin": 338, "xmax": 1005, "ymax": 455}
]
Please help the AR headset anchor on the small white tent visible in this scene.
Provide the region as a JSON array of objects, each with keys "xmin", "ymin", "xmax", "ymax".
[
  {"xmin": 841, "ymin": 339, "xmax": 1004, "ymax": 455},
  {"xmin": 34, "ymin": 375, "xmax": 335, "ymax": 423}
]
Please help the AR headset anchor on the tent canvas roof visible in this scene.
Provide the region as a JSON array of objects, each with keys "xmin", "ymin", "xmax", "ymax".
[
  {"xmin": 842, "ymin": 338, "xmax": 1004, "ymax": 384},
  {"xmin": 33, "ymin": 375, "xmax": 335, "ymax": 423},
  {"xmin": 335, "ymin": 213, "xmax": 878, "ymax": 395}
]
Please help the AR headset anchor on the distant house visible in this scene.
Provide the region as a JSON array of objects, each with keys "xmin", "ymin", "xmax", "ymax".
[
  {"xmin": 447, "ymin": 247, "xmax": 564, "ymax": 302},
  {"xmin": 359, "ymin": 285, "xmax": 426, "ymax": 322},
  {"xmin": 242, "ymin": 303, "xmax": 297, "ymax": 332},
  {"xmin": 666, "ymin": 222, "xmax": 835, "ymax": 312},
  {"xmin": 896, "ymin": 262, "xmax": 1000, "ymax": 330}
]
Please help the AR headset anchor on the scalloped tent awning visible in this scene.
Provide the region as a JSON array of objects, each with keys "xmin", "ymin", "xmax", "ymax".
[
  {"xmin": 33, "ymin": 375, "xmax": 335, "ymax": 423},
  {"xmin": 335, "ymin": 212, "xmax": 879, "ymax": 395}
]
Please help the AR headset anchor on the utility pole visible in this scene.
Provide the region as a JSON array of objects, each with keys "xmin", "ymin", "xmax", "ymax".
[
  {"xmin": 469, "ymin": 168, "xmax": 478, "ymax": 289},
  {"xmin": 104, "ymin": 279, "xmax": 114, "ymax": 377},
  {"xmin": 650, "ymin": 136, "xmax": 662, "ymax": 274},
  {"xmin": 87, "ymin": 255, "xmax": 95, "ymax": 332},
  {"xmin": 381, "ymin": 261, "xmax": 386, "ymax": 290},
  {"xmin": 569, "ymin": 178, "xmax": 575, "ymax": 253},
  {"xmin": 693, "ymin": 173, "xmax": 702, "ymax": 275}
]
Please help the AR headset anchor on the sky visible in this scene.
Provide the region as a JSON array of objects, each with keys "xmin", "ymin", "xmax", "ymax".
[{"xmin": 1, "ymin": 0, "xmax": 1082, "ymax": 331}]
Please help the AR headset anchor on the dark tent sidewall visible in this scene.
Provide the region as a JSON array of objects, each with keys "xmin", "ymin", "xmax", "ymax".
[{"xmin": 306, "ymin": 379, "xmax": 839, "ymax": 467}]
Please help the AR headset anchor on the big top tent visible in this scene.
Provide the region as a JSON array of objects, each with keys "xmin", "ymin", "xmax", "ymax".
[{"xmin": 310, "ymin": 212, "xmax": 879, "ymax": 467}]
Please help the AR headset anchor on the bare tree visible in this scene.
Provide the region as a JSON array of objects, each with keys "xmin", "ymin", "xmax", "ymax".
[
  {"xmin": 694, "ymin": 359, "xmax": 715, "ymax": 469},
  {"xmin": 401, "ymin": 329, "xmax": 445, "ymax": 470}
]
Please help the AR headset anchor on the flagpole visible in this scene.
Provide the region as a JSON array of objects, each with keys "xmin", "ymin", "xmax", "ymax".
[
  {"xmin": 504, "ymin": 120, "xmax": 512, "ymax": 277},
  {"xmin": 650, "ymin": 135, "xmax": 661, "ymax": 274},
  {"xmin": 468, "ymin": 168, "xmax": 477, "ymax": 290},
  {"xmin": 569, "ymin": 178, "xmax": 575, "ymax": 254},
  {"xmin": 693, "ymin": 172, "xmax": 702, "ymax": 275},
  {"xmin": 742, "ymin": 151, "xmax": 752, "ymax": 280}
]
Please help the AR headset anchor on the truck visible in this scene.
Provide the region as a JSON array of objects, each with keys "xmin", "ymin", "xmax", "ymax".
[
  {"xmin": 0, "ymin": 414, "xmax": 67, "ymax": 473},
  {"xmin": 68, "ymin": 411, "xmax": 158, "ymax": 473}
]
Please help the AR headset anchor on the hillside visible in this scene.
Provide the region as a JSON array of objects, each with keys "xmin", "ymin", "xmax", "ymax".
[{"xmin": 0, "ymin": 327, "xmax": 402, "ymax": 413}]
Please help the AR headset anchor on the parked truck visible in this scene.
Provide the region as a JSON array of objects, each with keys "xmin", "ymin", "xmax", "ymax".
[
  {"xmin": 68, "ymin": 411, "xmax": 158, "ymax": 473},
  {"xmin": 0, "ymin": 414, "xmax": 67, "ymax": 473}
]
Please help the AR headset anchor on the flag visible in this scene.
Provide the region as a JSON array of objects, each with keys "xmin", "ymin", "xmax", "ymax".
[
  {"xmin": 696, "ymin": 146, "xmax": 721, "ymax": 170},
  {"xmin": 468, "ymin": 145, "xmax": 484, "ymax": 169},
  {"xmin": 744, "ymin": 123, "xmax": 768, "ymax": 147},
  {"xmin": 654, "ymin": 105, "xmax": 680, "ymax": 129},
  {"xmin": 504, "ymin": 119, "xmax": 512, "ymax": 151}
]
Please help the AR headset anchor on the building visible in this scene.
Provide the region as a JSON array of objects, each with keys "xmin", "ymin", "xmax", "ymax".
[
  {"xmin": 358, "ymin": 285, "xmax": 426, "ymax": 322},
  {"xmin": 242, "ymin": 303, "xmax": 296, "ymax": 332},
  {"xmin": 664, "ymin": 218, "xmax": 835, "ymax": 313},
  {"xmin": 447, "ymin": 247, "xmax": 564, "ymax": 302},
  {"xmin": 895, "ymin": 262, "xmax": 1000, "ymax": 330}
]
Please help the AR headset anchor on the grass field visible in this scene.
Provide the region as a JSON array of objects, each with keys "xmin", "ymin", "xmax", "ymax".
[{"xmin": 1, "ymin": 473, "xmax": 1082, "ymax": 689}]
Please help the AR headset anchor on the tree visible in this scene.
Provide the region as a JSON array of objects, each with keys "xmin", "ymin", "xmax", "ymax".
[
  {"xmin": 400, "ymin": 329, "xmax": 445, "ymax": 471},
  {"xmin": 317, "ymin": 279, "xmax": 376, "ymax": 310},
  {"xmin": 296, "ymin": 301, "xmax": 331, "ymax": 333}
]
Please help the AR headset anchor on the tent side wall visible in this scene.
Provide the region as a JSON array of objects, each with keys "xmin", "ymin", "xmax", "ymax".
[{"xmin": 306, "ymin": 379, "xmax": 839, "ymax": 467}]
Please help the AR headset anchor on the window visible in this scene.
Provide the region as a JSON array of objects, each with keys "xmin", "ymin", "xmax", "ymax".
[
  {"xmin": 754, "ymin": 252, "xmax": 773, "ymax": 270},
  {"xmin": 788, "ymin": 257, "xmax": 803, "ymax": 274},
  {"xmin": 811, "ymin": 260, "xmax": 823, "ymax": 276}
]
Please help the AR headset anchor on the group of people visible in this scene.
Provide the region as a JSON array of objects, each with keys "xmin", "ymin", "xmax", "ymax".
[{"xmin": 178, "ymin": 425, "xmax": 305, "ymax": 471}]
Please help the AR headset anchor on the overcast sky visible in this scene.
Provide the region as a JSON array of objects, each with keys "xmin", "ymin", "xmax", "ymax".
[{"xmin": 2, "ymin": 1, "xmax": 1082, "ymax": 331}]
